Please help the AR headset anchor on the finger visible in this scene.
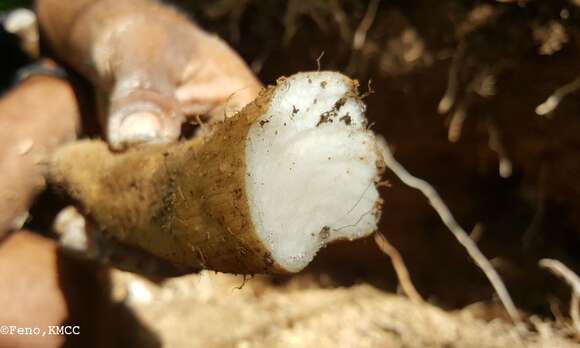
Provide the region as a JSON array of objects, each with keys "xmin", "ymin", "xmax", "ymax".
[
  {"xmin": 36, "ymin": 0, "xmax": 196, "ymax": 149},
  {"xmin": 0, "ymin": 231, "xmax": 69, "ymax": 348},
  {"xmin": 53, "ymin": 206, "xmax": 100, "ymax": 258},
  {"xmin": 0, "ymin": 72, "xmax": 79, "ymax": 236},
  {"xmin": 176, "ymin": 33, "xmax": 263, "ymax": 124},
  {"xmin": 105, "ymin": 87, "xmax": 183, "ymax": 150}
]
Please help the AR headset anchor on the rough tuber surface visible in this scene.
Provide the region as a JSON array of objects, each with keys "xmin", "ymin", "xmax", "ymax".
[{"xmin": 49, "ymin": 71, "xmax": 384, "ymax": 274}]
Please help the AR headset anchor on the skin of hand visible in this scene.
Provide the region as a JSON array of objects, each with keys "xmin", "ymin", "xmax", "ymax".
[
  {"xmin": 0, "ymin": 231, "xmax": 110, "ymax": 348},
  {"xmin": 36, "ymin": 0, "xmax": 263, "ymax": 150},
  {"xmin": 14, "ymin": 0, "xmax": 262, "ymax": 274},
  {"xmin": 0, "ymin": 231, "xmax": 70, "ymax": 348},
  {"xmin": 0, "ymin": 73, "xmax": 79, "ymax": 236},
  {"xmin": 0, "ymin": 3, "xmax": 264, "ymax": 343}
]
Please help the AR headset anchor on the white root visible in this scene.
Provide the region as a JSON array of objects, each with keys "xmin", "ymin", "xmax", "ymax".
[
  {"xmin": 539, "ymin": 258, "xmax": 580, "ymax": 332},
  {"xmin": 438, "ymin": 44, "xmax": 465, "ymax": 115},
  {"xmin": 376, "ymin": 137, "xmax": 520, "ymax": 323},
  {"xmin": 486, "ymin": 118, "xmax": 513, "ymax": 178},
  {"xmin": 374, "ymin": 232, "xmax": 425, "ymax": 304},
  {"xmin": 352, "ymin": 0, "xmax": 380, "ymax": 51},
  {"xmin": 346, "ymin": 0, "xmax": 379, "ymax": 75},
  {"xmin": 447, "ymin": 101, "xmax": 468, "ymax": 143},
  {"xmin": 535, "ymin": 76, "xmax": 580, "ymax": 116}
]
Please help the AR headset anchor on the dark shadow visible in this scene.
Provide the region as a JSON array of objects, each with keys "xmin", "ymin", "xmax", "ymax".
[
  {"xmin": 56, "ymin": 251, "xmax": 162, "ymax": 348},
  {"xmin": 0, "ymin": 25, "xmax": 30, "ymax": 92}
]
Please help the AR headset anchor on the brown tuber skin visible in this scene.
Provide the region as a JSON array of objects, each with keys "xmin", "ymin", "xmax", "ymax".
[{"xmin": 50, "ymin": 87, "xmax": 281, "ymax": 274}]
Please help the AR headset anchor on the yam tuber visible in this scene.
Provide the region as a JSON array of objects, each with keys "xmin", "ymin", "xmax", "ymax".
[{"xmin": 49, "ymin": 71, "xmax": 385, "ymax": 274}]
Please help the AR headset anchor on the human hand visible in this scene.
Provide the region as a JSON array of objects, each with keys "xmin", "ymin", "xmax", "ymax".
[
  {"xmin": 16, "ymin": 0, "xmax": 264, "ymax": 274},
  {"xmin": 36, "ymin": 0, "xmax": 262, "ymax": 149}
]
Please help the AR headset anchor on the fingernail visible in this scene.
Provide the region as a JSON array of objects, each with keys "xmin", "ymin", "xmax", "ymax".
[{"xmin": 117, "ymin": 111, "xmax": 162, "ymax": 145}]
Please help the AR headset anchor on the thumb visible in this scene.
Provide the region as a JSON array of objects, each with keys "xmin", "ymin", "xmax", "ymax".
[{"xmin": 37, "ymin": 0, "xmax": 199, "ymax": 149}]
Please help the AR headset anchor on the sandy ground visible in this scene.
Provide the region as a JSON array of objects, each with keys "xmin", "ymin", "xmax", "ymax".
[{"xmin": 110, "ymin": 271, "xmax": 579, "ymax": 348}]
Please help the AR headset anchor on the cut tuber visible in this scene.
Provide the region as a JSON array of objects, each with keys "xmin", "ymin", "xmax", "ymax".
[{"xmin": 49, "ymin": 71, "xmax": 385, "ymax": 274}]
